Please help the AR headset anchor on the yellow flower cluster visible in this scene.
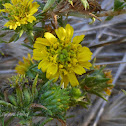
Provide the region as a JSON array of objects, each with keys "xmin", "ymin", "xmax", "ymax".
[
  {"xmin": 33, "ymin": 24, "xmax": 92, "ymax": 87},
  {"xmin": 0, "ymin": 0, "xmax": 39, "ymax": 30},
  {"xmin": 15, "ymin": 53, "xmax": 33, "ymax": 75},
  {"xmin": 104, "ymin": 71, "xmax": 113, "ymax": 95}
]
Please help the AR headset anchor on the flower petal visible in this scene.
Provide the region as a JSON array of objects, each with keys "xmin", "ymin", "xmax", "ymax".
[
  {"xmin": 3, "ymin": 3, "xmax": 12, "ymax": 9},
  {"xmin": 73, "ymin": 65, "xmax": 86, "ymax": 75},
  {"xmin": 33, "ymin": 49, "xmax": 47, "ymax": 60},
  {"xmin": 33, "ymin": 43, "xmax": 46, "ymax": 49},
  {"xmin": 55, "ymin": 27, "xmax": 66, "ymax": 41},
  {"xmin": 40, "ymin": 60, "xmax": 51, "ymax": 72},
  {"xmin": 78, "ymin": 55, "xmax": 92, "ymax": 62},
  {"xmin": 47, "ymin": 63, "xmax": 58, "ymax": 75},
  {"xmin": 65, "ymin": 24, "xmax": 74, "ymax": 40},
  {"xmin": 35, "ymin": 37, "xmax": 51, "ymax": 46},
  {"xmin": 44, "ymin": 32, "xmax": 58, "ymax": 44},
  {"xmin": 67, "ymin": 72, "xmax": 79, "ymax": 87},
  {"xmin": 73, "ymin": 35, "xmax": 85, "ymax": 44},
  {"xmin": 49, "ymin": 71, "xmax": 59, "ymax": 82},
  {"xmin": 79, "ymin": 46, "xmax": 93, "ymax": 55},
  {"xmin": 0, "ymin": 9, "xmax": 6, "ymax": 13},
  {"xmin": 27, "ymin": 16, "xmax": 36, "ymax": 23},
  {"xmin": 77, "ymin": 46, "xmax": 92, "ymax": 62},
  {"xmin": 62, "ymin": 75, "xmax": 69, "ymax": 88},
  {"xmin": 79, "ymin": 62, "xmax": 92, "ymax": 69},
  {"xmin": 29, "ymin": 2, "xmax": 39, "ymax": 15},
  {"xmin": 11, "ymin": 0, "xmax": 18, "ymax": 5}
]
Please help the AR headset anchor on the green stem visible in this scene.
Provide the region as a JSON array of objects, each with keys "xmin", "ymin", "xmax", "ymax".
[{"xmin": 2, "ymin": 117, "xmax": 4, "ymax": 126}]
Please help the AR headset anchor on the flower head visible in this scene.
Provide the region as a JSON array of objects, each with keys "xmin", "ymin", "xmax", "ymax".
[
  {"xmin": 33, "ymin": 24, "xmax": 92, "ymax": 87},
  {"xmin": 15, "ymin": 53, "xmax": 33, "ymax": 74},
  {"xmin": 0, "ymin": 0, "xmax": 39, "ymax": 30}
]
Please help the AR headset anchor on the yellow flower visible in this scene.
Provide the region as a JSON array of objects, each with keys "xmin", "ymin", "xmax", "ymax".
[
  {"xmin": 33, "ymin": 24, "xmax": 92, "ymax": 87},
  {"xmin": 15, "ymin": 53, "xmax": 33, "ymax": 74},
  {"xmin": 0, "ymin": 0, "xmax": 39, "ymax": 30}
]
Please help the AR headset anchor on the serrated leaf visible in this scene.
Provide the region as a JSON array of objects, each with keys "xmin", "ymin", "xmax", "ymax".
[
  {"xmin": 78, "ymin": 101, "xmax": 89, "ymax": 108},
  {"xmin": 0, "ymin": 100, "xmax": 14, "ymax": 108},
  {"xmin": 26, "ymin": 31, "xmax": 34, "ymax": 45},
  {"xmin": 89, "ymin": 91, "xmax": 107, "ymax": 101},
  {"xmin": 26, "ymin": 70, "xmax": 36, "ymax": 79},
  {"xmin": 8, "ymin": 95, "xmax": 17, "ymax": 106},
  {"xmin": 43, "ymin": 0, "xmax": 56, "ymax": 12},
  {"xmin": 81, "ymin": 0, "xmax": 89, "ymax": 10},
  {"xmin": 41, "ymin": 91, "xmax": 54, "ymax": 98},
  {"xmin": 23, "ymin": 88, "xmax": 31, "ymax": 106},
  {"xmin": 32, "ymin": 74, "xmax": 38, "ymax": 98},
  {"xmin": 41, "ymin": 79, "xmax": 54, "ymax": 90},
  {"xmin": 16, "ymin": 87, "xmax": 23, "ymax": 107}
]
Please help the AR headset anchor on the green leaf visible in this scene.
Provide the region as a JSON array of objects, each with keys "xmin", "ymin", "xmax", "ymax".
[
  {"xmin": 21, "ymin": 43, "xmax": 34, "ymax": 50},
  {"xmin": 19, "ymin": 30, "xmax": 24, "ymax": 37},
  {"xmin": 32, "ymin": 74, "xmax": 38, "ymax": 98},
  {"xmin": 81, "ymin": 0, "xmax": 89, "ymax": 10},
  {"xmin": 8, "ymin": 95, "xmax": 17, "ymax": 106},
  {"xmin": 114, "ymin": 0, "xmax": 124, "ymax": 11},
  {"xmin": 78, "ymin": 101, "xmax": 89, "ymax": 108},
  {"xmin": 105, "ymin": 16, "xmax": 114, "ymax": 21},
  {"xmin": 41, "ymin": 91, "xmax": 54, "ymax": 99},
  {"xmin": 23, "ymin": 88, "xmax": 31, "ymax": 106},
  {"xmin": 36, "ymin": 1, "xmax": 45, "ymax": 10},
  {"xmin": 41, "ymin": 79, "xmax": 54, "ymax": 90},
  {"xmin": 9, "ymin": 33, "xmax": 19, "ymax": 42},
  {"xmin": 0, "ymin": 100, "xmax": 14, "ymax": 108},
  {"xmin": 0, "ymin": 32, "xmax": 8, "ymax": 37},
  {"xmin": 39, "ymin": 118, "xmax": 53, "ymax": 126},
  {"xmin": 122, "ymin": 89, "xmax": 126, "ymax": 95},
  {"xmin": 43, "ymin": 0, "xmax": 56, "ymax": 12},
  {"xmin": 89, "ymin": 91, "xmax": 107, "ymax": 101},
  {"xmin": 16, "ymin": 87, "xmax": 23, "ymax": 107},
  {"xmin": 0, "ymin": 39, "xmax": 8, "ymax": 43},
  {"xmin": 26, "ymin": 31, "xmax": 34, "ymax": 45},
  {"xmin": 26, "ymin": 70, "xmax": 36, "ymax": 79},
  {"xmin": 1, "ymin": 27, "xmax": 10, "ymax": 30}
]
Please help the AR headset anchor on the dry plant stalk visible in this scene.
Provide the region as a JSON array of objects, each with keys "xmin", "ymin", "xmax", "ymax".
[
  {"xmin": 53, "ymin": 0, "xmax": 102, "ymax": 20},
  {"xmin": 69, "ymin": 0, "xmax": 101, "ymax": 12}
]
